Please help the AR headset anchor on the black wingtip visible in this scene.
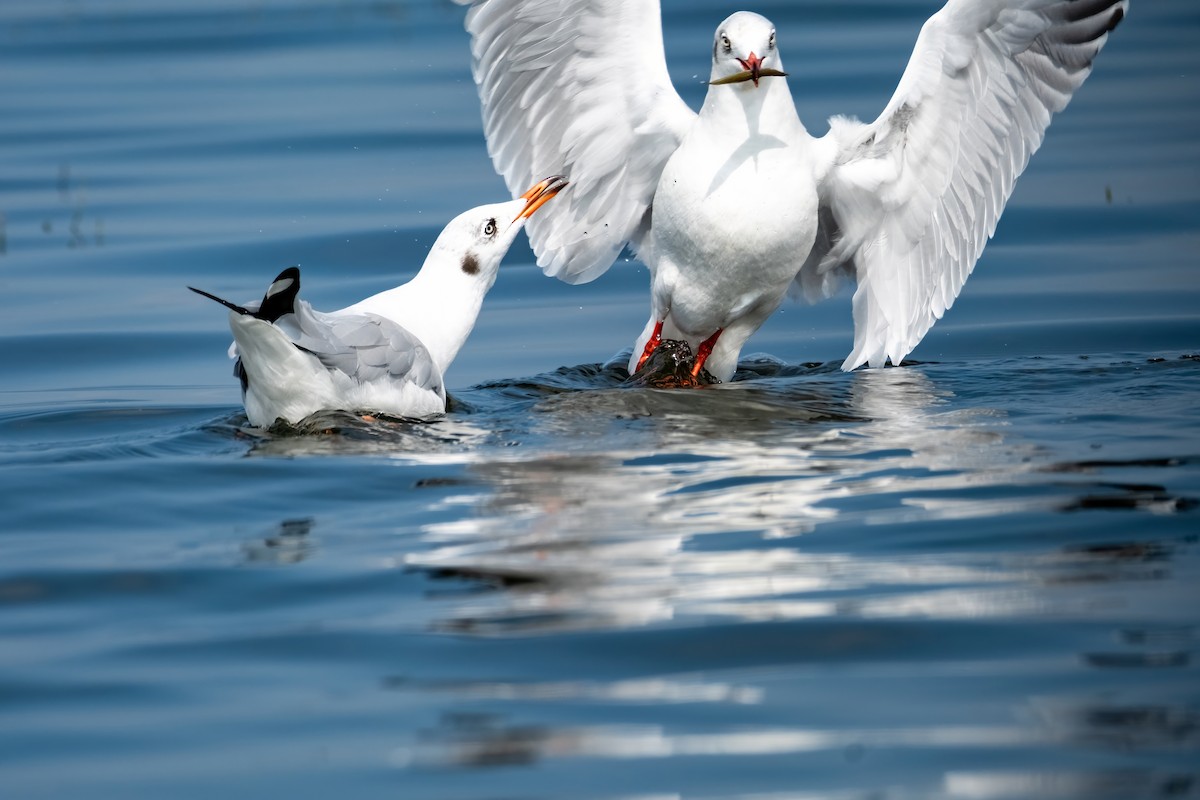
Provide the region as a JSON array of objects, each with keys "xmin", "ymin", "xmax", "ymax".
[
  {"xmin": 189, "ymin": 285, "xmax": 251, "ymax": 316},
  {"xmin": 189, "ymin": 266, "xmax": 301, "ymax": 322},
  {"xmin": 255, "ymin": 266, "xmax": 301, "ymax": 323},
  {"xmin": 1107, "ymin": 6, "xmax": 1124, "ymax": 32}
]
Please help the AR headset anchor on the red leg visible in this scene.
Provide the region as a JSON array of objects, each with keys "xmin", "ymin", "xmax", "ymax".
[
  {"xmin": 691, "ymin": 328, "xmax": 723, "ymax": 378},
  {"xmin": 634, "ymin": 320, "xmax": 664, "ymax": 372}
]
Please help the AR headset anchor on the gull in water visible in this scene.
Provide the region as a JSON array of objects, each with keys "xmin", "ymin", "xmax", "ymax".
[
  {"xmin": 191, "ymin": 176, "xmax": 566, "ymax": 427},
  {"xmin": 455, "ymin": 0, "xmax": 1127, "ymax": 379}
]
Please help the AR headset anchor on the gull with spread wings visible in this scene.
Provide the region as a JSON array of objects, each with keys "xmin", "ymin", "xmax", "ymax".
[{"xmin": 455, "ymin": 0, "xmax": 1127, "ymax": 379}]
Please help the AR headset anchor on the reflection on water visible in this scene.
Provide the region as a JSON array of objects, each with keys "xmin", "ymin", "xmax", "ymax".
[
  {"xmin": 943, "ymin": 770, "xmax": 1196, "ymax": 799},
  {"xmin": 241, "ymin": 517, "xmax": 314, "ymax": 564},
  {"xmin": 2, "ymin": 0, "xmax": 1197, "ymax": 794},
  {"xmin": 234, "ymin": 410, "xmax": 496, "ymax": 458},
  {"xmin": 1029, "ymin": 697, "xmax": 1200, "ymax": 751},
  {"xmin": 387, "ymin": 364, "xmax": 1194, "ymax": 635},
  {"xmin": 383, "ymin": 675, "xmax": 764, "ymax": 705},
  {"xmin": 398, "ymin": 716, "xmax": 1036, "ymax": 769}
]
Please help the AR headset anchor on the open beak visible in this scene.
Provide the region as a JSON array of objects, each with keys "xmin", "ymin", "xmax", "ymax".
[
  {"xmin": 709, "ymin": 52, "xmax": 788, "ymax": 87},
  {"xmin": 514, "ymin": 175, "xmax": 568, "ymax": 222}
]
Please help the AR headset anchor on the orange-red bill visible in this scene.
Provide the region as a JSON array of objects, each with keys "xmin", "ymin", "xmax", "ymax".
[{"xmin": 514, "ymin": 175, "xmax": 568, "ymax": 221}]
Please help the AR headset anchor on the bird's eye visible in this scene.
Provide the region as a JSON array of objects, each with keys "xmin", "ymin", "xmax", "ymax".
[
  {"xmin": 720, "ymin": 34, "xmax": 731, "ymax": 53},
  {"xmin": 769, "ymin": 31, "xmax": 776, "ymax": 49},
  {"xmin": 483, "ymin": 218, "xmax": 497, "ymax": 237}
]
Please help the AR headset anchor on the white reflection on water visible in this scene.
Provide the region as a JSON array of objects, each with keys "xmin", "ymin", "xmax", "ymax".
[
  {"xmin": 393, "ymin": 364, "xmax": 1194, "ymax": 634},
  {"xmin": 398, "ymin": 368, "xmax": 1076, "ymax": 633},
  {"xmin": 943, "ymin": 769, "xmax": 1194, "ymax": 799},
  {"xmin": 385, "ymin": 676, "xmax": 763, "ymax": 705},
  {"xmin": 394, "ymin": 700, "xmax": 1197, "ymax": 789},
  {"xmin": 395, "ymin": 720, "xmax": 1037, "ymax": 769}
]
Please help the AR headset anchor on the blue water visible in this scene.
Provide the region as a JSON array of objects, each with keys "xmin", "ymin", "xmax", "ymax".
[{"xmin": 2, "ymin": 1, "xmax": 1199, "ymax": 798}]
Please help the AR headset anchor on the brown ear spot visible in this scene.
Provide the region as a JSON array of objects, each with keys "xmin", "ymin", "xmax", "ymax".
[{"xmin": 461, "ymin": 253, "xmax": 480, "ymax": 275}]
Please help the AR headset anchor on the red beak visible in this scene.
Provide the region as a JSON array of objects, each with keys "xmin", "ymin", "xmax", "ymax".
[{"xmin": 738, "ymin": 52, "xmax": 763, "ymax": 87}]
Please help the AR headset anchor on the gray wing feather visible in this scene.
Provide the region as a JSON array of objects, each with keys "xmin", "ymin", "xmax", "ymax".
[{"xmin": 284, "ymin": 302, "xmax": 444, "ymax": 398}]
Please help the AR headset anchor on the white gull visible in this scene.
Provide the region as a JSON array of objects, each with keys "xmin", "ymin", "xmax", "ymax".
[
  {"xmin": 190, "ymin": 176, "xmax": 566, "ymax": 427},
  {"xmin": 455, "ymin": 0, "xmax": 1128, "ymax": 379}
]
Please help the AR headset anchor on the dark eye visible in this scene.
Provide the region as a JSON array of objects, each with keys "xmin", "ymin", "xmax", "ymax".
[
  {"xmin": 483, "ymin": 218, "xmax": 497, "ymax": 237},
  {"xmin": 769, "ymin": 31, "xmax": 776, "ymax": 49},
  {"xmin": 720, "ymin": 34, "xmax": 731, "ymax": 53}
]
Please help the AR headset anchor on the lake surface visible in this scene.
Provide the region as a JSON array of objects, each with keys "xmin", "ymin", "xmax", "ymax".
[{"xmin": 2, "ymin": 1, "xmax": 1198, "ymax": 798}]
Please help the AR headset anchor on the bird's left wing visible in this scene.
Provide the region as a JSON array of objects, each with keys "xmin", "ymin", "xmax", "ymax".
[
  {"xmin": 456, "ymin": 0, "xmax": 696, "ymax": 283},
  {"xmin": 285, "ymin": 305, "xmax": 445, "ymax": 401},
  {"xmin": 804, "ymin": 0, "xmax": 1127, "ymax": 370}
]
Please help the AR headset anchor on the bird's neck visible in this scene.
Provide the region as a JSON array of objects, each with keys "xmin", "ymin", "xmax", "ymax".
[
  {"xmin": 350, "ymin": 262, "xmax": 493, "ymax": 378},
  {"xmin": 699, "ymin": 78, "xmax": 805, "ymax": 141}
]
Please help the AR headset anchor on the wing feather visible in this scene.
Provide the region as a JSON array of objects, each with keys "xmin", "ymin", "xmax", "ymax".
[
  {"xmin": 807, "ymin": 0, "xmax": 1127, "ymax": 369},
  {"xmin": 456, "ymin": 0, "xmax": 695, "ymax": 283},
  {"xmin": 282, "ymin": 304, "xmax": 444, "ymax": 401}
]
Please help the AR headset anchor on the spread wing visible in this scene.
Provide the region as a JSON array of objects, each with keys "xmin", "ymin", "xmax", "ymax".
[
  {"xmin": 804, "ymin": 0, "xmax": 1127, "ymax": 370},
  {"xmin": 456, "ymin": 0, "xmax": 696, "ymax": 283},
  {"xmin": 279, "ymin": 304, "xmax": 445, "ymax": 401}
]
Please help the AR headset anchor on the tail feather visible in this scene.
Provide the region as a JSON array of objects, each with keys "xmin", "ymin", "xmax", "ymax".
[{"xmin": 189, "ymin": 266, "xmax": 301, "ymax": 323}]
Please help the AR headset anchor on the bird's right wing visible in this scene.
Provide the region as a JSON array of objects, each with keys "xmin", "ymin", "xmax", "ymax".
[
  {"xmin": 456, "ymin": 0, "xmax": 696, "ymax": 283},
  {"xmin": 804, "ymin": 0, "xmax": 1127, "ymax": 371}
]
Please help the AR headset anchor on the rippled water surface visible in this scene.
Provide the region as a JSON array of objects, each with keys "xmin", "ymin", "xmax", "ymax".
[{"xmin": 2, "ymin": 1, "xmax": 1199, "ymax": 798}]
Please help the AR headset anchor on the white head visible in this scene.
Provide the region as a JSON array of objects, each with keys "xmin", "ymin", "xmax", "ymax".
[
  {"xmin": 423, "ymin": 175, "xmax": 568, "ymax": 296},
  {"xmin": 392, "ymin": 175, "xmax": 566, "ymax": 375},
  {"xmin": 709, "ymin": 11, "xmax": 786, "ymax": 89}
]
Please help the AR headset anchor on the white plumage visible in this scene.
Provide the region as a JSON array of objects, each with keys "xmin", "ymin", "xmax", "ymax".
[
  {"xmin": 192, "ymin": 176, "xmax": 566, "ymax": 427},
  {"xmin": 455, "ymin": 0, "xmax": 1128, "ymax": 377}
]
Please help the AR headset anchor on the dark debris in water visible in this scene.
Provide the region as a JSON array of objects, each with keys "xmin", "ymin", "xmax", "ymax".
[
  {"xmin": 624, "ymin": 339, "xmax": 719, "ymax": 389},
  {"xmin": 623, "ymin": 340, "xmax": 851, "ymax": 388}
]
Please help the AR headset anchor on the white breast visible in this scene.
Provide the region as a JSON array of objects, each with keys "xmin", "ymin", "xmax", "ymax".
[{"xmin": 648, "ymin": 117, "xmax": 819, "ymax": 337}]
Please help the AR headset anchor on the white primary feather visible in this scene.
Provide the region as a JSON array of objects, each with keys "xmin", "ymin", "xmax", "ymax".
[
  {"xmin": 809, "ymin": 0, "xmax": 1129, "ymax": 370},
  {"xmin": 463, "ymin": 0, "xmax": 694, "ymax": 283}
]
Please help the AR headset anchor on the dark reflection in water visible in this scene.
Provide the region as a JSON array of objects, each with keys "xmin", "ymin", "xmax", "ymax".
[
  {"xmin": 241, "ymin": 517, "xmax": 314, "ymax": 564},
  {"xmin": 227, "ymin": 409, "xmax": 494, "ymax": 457},
  {"xmin": 1037, "ymin": 701, "xmax": 1200, "ymax": 749}
]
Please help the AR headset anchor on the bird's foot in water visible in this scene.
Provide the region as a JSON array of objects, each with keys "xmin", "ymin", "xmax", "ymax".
[{"xmin": 625, "ymin": 339, "xmax": 720, "ymax": 388}]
